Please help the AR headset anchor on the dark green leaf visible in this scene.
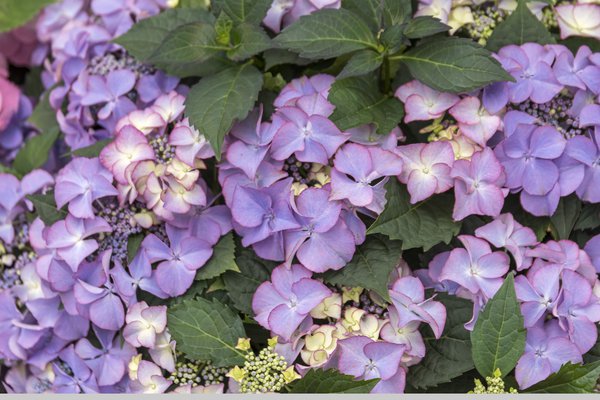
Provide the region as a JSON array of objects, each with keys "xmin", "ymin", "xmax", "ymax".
[
  {"xmin": 263, "ymin": 49, "xmax": 310, "ymax": 70},
  {"xmin": 211, "ymin": 0, "xmax": 272, "ymax": 24},
  {"xmin": 561, "ymin": 36, "xmax": 600, "ymax": 53},
  {"xmin": 114, "ymin": 8, "xmax": 215, "ymax": 61},
  {"xmin": 338, "ymin": 50, "xmax": 383, "ymax": 79},
  {"xmin": 290, "ymin": 368, "xmax": 379, "ymax": 393},
  {"xmin": 486, "ymin": 0, "xmax": 555, "ymax": 52},
  {"xmin": 368, "ymin": 179, "xmax": 461, "ymax": 251},
  {"xmin": 550, "ymin": 195, "xmax": 581, "ymax": 240},
  {"xmin": 404, "ymin": 16, "xmax": 450, "ymax": 39},
  {"xmin": 382, "ymin": 0, "xmax": 412, "ymax": 27},
  {"xmin": 395, "ymin": 37, "xmax": 514, "ymax": 93},
  {"xmin": 408, "ymin": 294, "xmax": 475, "ymax": 389},
  {"xmin": 575, "ymin": 203, "xmax": 600, "ymax": 231},
  {"xmin": 525, "ymin": 361, "xmax": 600, "ymax": 393},
  {"xmin": 228, "ymin": 24, "xmax": 272, "ymax": 61},
  {"xmin": 178, "ymin": 0, "xmax": 210, "ymax": 8},
  {"xmin": 195, "ymin": 233, "xmax": 240, "ymax": 281},
  {"xmin": 222, "ymin": 244, "xmax": 277, "ymax": 315},
  {"xmin": 15, "ymin": 91, "xmax": 60, "ymax": 175},
  {"xmin": 69, "ymin": 139, "xmax": 111, "ymax": 158},
  {"xmin": 342, "ymin": 0, "xmax": 382, "ymax": 32},
  {"xmin": 321, "ymin": 235, "xmax": 401, "ymax": 301},
  {"xmin": 167, "ymin": 297, "xmax": 246, "ymax": 367},
  {"xmin": 274, "ymin": 9, "xmax": 379, "ymax": 60},
  {"xmin": 471, "ymin": 274, "xmax": 526, "ymax": 378},
  {"xmin": 26, "ymin": 193, "xmax": 67, "ymax": 226},
  {"xmin": 184, "ymin": 63, "xmax": 263, "ymax": 159},
  {"xmin": 329, "ymin": 75, "xmax": 404, "ymax": 134},
  {"xmin": 502, "ymin": 195, "xmax": 550, "ymax": 241},
  {"xmin": 0, "ymin": 0, "xmax": 56, "ymax": 33},
  {"xmin": 215, "ymin": 11, "xmax": 233, "ymax": 45},
  {"xmin": 127, "ymin": 234, "xmax": 144, "ymax": 264},
  {"xmin": 148, "ymin": 22, "xmax": 227, "ymax": 67},
  {"xmin": 583, "ymin": 326, "xmax": 600, "ymax": 364}
]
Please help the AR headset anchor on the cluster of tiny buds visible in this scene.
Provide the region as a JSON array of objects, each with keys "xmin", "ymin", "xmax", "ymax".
[
  {"xmin": 469, "ymin": 369, "xmax": 518, "ymax": 394},
  {"xmin": 512, "ymin": 94, "xmax": 589, "ymax": 139},
  {"xmin": 351, "ymin": 292, "xmax": 388, "ymax": 319},
  {"xmin": 283, "ymin": 155, "xmax": 314, "ymax": 185},
  {"xmin": 31, "ymin": 378, "xmax": 52, "ymax": 393},
  {"xmin": 168, "ymin": 359, "xmax": 228, "ymax": 387},
  {"xmin": 463, "ymin": 4, "xmax": 507, "ymax": 45},
  {"xmin": 87, "ymin": 52, "xmax": 156, "ymax": 77},
  {"xmin": 150, "ymin": 135, "xmax": 175, "ymax": 164},
  {"xmin": 96, "ymin": 201, "xmax": 143, "ymax": 263}
]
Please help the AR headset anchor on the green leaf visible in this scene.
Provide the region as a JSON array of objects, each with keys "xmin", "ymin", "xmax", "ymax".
[
  {"xmin": 338, "ymin": 50, "xmax": 383, "ymax": 79},
  {"xmin": 178, "ymin": 0, "xmax": 210, "ymax": 8},
  {"xmin": 195, "ymin": 233, "xmax": 240, "ymax": 281},
  {"xmin": 0, "ymin": 0, "xmax": 57, "ymax": 33},
  {"xmin": 274, "ymin": 9, "xmax": 379, "ymax": 60},
  {"xmin": 211, "ymin": 0, "xmax": 272, "ymax": 24},
  {"xmin": 550, "ymin": 195, "xmax": 581, "ymax": 240},
  {"xmin": 404, "ymin": 16, "xmax": 450, "ymax": 39},
  {"xmin": 342, "ymin": 0, "xmax": 382, "ymax": 32},
  {"xmin": 69, "ymin": 139, "xmax": 111, "ymax": 158},
  {"xmin": 127, "ymin": 234, "xmax": 144, "ymax": 264},
  {"xmin": 167, "ymin": 297, "xmax": 246, "ymax": 367},
  {"xmin": 329, "ymin": 75, "xmax": 404, "ymax": 134},
  {"xmin": 394, "ymin": 37, "xmax": 514, "ymax": 93},
  {"xmin": 215, "ymin": 11, "xmax": 233, "ymax": 45},
  {"xmin": 471, "ymin": 274, "xmax": 526, "ymax": 378},
  {"xmin": 290, "ymin": 368, "xmax": 379, "ymax": 393},
  {"xmin": 114, "ymin": 8, "xmax": 215, "ymax": 61},
  {"xmin": 228, "ymin": 24, "xmax": 272, "ymax": 61},
  {"xmin": 15, "ymin": 90, "xmax": 60, "ymax": 175},
  {"xmin": 561, "ymin": 36, "xmax": 600, "ymax": 53},
  {"xmin": 584, "ymin": 326, "xmax": 600, "ymax": 364},
  {"xmin": 407, "ymin": 294, "xmax": 475, "ymax": 389},
  {"xmin": 222, "ymin": 244, "xmax": 277, "ymax": 315},
  {"xmin": 382, "ymin": 0, "xmax": 412, "ymax": 27},
  {"xmin": 368, "ymin": 179, "xmax": 461, "ymax": 251},
  {"xmin": 321, "ymin": 235, "xmax": 401, "ymax": 301},
  {"xmin": 26, "ymin": 193, "xmax": 67, "ymax": 226},
  {"xmin": 525, "ymin": 362, "xmax": 600, "ymax": 393},
  {"xmin": 149, "ymin": 22, "xmax": 227, "ymax": 65},
  {"xmin": 575, "ymin": 203, "xmax": 600, "ymax": 231},
  {"xmin": 486, "ymin": 0, "xmax": 555, "ymax": 52},
  {"xmin": 263, "ymin": 49, "xmax": 310, "ymax": 70},
  {"xmin": 184, "ymin": 63, "xmax": 263, "ymax": 159}
]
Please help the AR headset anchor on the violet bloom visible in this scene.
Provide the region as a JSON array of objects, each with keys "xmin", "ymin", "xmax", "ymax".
[
  {"xmin": 99, "ymin": 125, "xmax": 154, "ymax": 184},
  {"xmin": 388, "ymin": 276, "xmax": 446, "ymax": 339},
  {"xmin": 169, "ymin": 118, "xmax": 213, "ymax": 167},
  {"xmin": 231, "ymin": 178, "xmax": 299, "ymax": 247},
  {"xmin": 439, "ymin": 235, "xmax": 509, "ymax": 299},
  {"xmin": 111, "ymin": 250, "xmax": 167, "ymax": 302},
  {"xmin": 553, "ymin": 45, "xmax": 600, "ymax": 93},
  {"xmin": 515, "ymin": 324, "xmax": 582, "ymax": 389},
  {"xmin": 555, "ymin": 270, "xmax": 600, "ymax": 354},
  {"xmin": 142, "ymin": 223, "xmax": 213, "ymax": 297},
  {"xmin": 396, "ymin": 141, "xmax": 454, "ymax": 203},
  {"xmin": 80, "ymin": 70, "xmax": 136, "ymax": 121},
  {"xmin": 75, "ymin": 327, "xmax": 135, "ymax": 386},
  {"xmin": 526, "ymin": 240, "xmax": 597, "ymax": 283},
  {"xmin": 451, "ymin": 148, "xmax": 507, "ymax": 221},
  {"xmin": 555, "ymin": 4, "xmax": 600, "ymax": 40},
  {"xmin": 252, "ymin": 264, "xmax": 331, "ymax": 341},
  {"xmin": 55, "ymin": 157, "xmax": 118, "ymax": 219},
  {"xmin": 0, "ymin": 170, "xmax": 53, "ymax": 243},
  {"xmin": 337, "ymin": 336, "xmax": 407, "ymax": 393},
  {"xmin": 565, "ymin": 130, "xmax": 600, "ymax": 203},
  {"xmin": 129, "ymin": 360, "xmax": 171, "ymax": 394},
  {"xmin": 380, "ymin": 316, "xmax": 425, "ymax": 360},
  {"xmin": 449, "ymin": 96, "xmax": 501, "ymax": 146},
  {"xmin": 395, "ymin": 80, "xmax": 459, "ymax": 123},
  {"xmin": 485, "ymin": 44, "xmax": 562, "ymax": 109},
  {"xmin": 330, "ymin": 143, "xmax": 403, "ymax": 213},
  {"xmin": 73, "ymin": 251, "xmax": 126, "ymax": 331},
  {"xmin": 284, "ymin": 186, "xmax": 355, "ymax": 272},
  {"xmin": 584, "ymin": 234, "xmax": 600, "ymax": 273},
  {"xmin": 274, "ymin": 74, "xmax": 334, "ymax": 108},
  {"xmin": 475, "ymin": 213, "xmax": 538, "ymax": 270},
  {"xmin": 123, "ymin": 301, "xmax": 167, "ymax": 348},
  {"xmin": 264, "ymin": 0, "xmax": 341, "ymax": 33},
  {"xmin": 52, "ymin": 345, "xmax": 99, "ymax": 393},
  {"xmin": 270, "ymin": 106, "xmax": 348, "ymax": 164},
  {"xmin": 46, "ymin": 215, "xmax": 111, "ymax": 271},
  {"xmin": 514, "ymin": 265, "xmax": 561, "ymax": 328}
]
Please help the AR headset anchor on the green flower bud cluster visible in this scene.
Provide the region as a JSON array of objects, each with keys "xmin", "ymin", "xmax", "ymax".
[
  {"xmin": 228, "ymin": 338, "xmax": 300, "ymax": 394},
  {"xmin": 469, "ymin": 369, "xmax": 518, "ymax": 394},
  {"xmin": 464, "ymin": 6, "xmax": 507, "ymax": 46},
  {"xmin": 168, "ymin": 358, "xmax": 228, "ymax": 387}
]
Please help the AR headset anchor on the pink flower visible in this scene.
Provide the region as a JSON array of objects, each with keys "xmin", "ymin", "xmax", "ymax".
[
  {"xmin": 395, "ymin": 80, "xmax": 459, "ymax": 123},
  {"xmin": 449, "ymin": 96, "xmax": 501, "ymax": 147}
]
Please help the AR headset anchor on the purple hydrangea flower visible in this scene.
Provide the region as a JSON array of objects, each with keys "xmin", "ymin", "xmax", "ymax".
[
  {"xmin": 252, "ymin": 264, "xmax": 331, "ymax": 341},
  {"xmin": 395, "ymin": 80, "xmax": 459, "ymax": 123},
  {"xmin": 515, "ymin": 265, "xmax": 561, "ymax": 328}
]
